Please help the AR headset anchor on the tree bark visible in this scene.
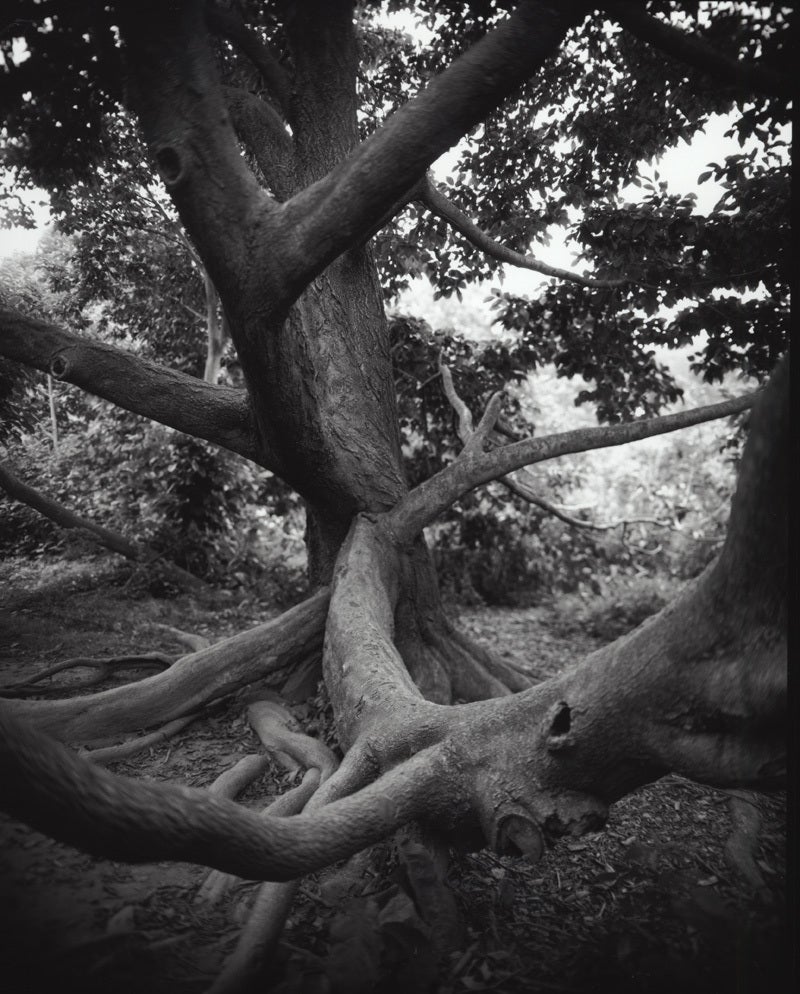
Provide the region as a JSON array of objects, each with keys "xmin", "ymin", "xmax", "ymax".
[{"xmin": 0, "ymin": 307, "xmax": 259, "ymax": 463}]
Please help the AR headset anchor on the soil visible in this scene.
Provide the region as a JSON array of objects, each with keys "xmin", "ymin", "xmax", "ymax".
[{"xmin": 0, "ymin": 554, "xmax": 788, "ymax": 994}]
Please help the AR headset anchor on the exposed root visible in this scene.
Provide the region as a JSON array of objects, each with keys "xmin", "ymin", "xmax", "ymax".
[
  {"xmin": 150, "ymin": 623, "xmax": 212, "ymax": 652},
  {"xmin": 427, "ymin": 626, "xmax": 511, "ymax": 701},
  {"xmin": 198, "ymin": 769, "xmax": 321, "ymax": 907},
  {"xmin": 1, "ymin": 697, "xmax": 447, "ymax": 878},
  {"xmin": 79, "ymin": 714, "xmax": 199, "ymax": 765},
  {"xmin": 448, "ymin": 625, "xmax": 534, "ymax": 692},
  {"xmin": 209, "ymin": 753, "xmax": 272, "ymax": 800},
  {"xmin": 204, "ymin": 700, "xmax": 341, "ymax": 991},
  {"xmin": 397, "ymin": 632, "xmax": 452, "ymax": 703},
  {"xmin": 0, "ymin": 654, "xmax": 175, "ymax": 698},
  {"xmin": 247, "ymin": 697, "xmax": 338, "ymax": 779},
  {"xmin": 194, "ymin": 754, "xmax": 274, "ymax": 906},
  {"xmin": 197, "ymin": 696, "xmax": 337, "ymax": 909},
  {"xmin": 204, "ymin": 770, "xmax": 321, "ymax": 993},
  {"xmin": 5, "ymin": 588, "xmax": 329, "ymax": 741},
  {"xmin": 279, "ymin": 651, "xmax": 322, "ymax": 703},
  {"xmin": 724, "ymin": 790, "xmax": 769, "ymax": 892}
]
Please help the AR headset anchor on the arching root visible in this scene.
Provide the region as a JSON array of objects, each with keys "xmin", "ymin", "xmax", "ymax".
[
  {"xmin": 204, "ymin": 696, "xmax": 340, "ymax": 993},
  {"xmin": 4, "ymin": 588, "xmax": 329, "ymax": 742},
  {"xmin": 78, "ymin": 714, "xmax": 199, "ymax": 765}
]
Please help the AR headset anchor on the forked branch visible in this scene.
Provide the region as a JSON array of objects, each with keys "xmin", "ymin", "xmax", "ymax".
[
  {"xmin": 439, "ymin": 363, "xmax": 672, "ymax": 531},
  {"xmin": 388, "ymin": 388, "xmax": 757, "ymax": 543},
  {"xmin": 272, "ymin": 2, "xmax": 588, "ymax": 300}
]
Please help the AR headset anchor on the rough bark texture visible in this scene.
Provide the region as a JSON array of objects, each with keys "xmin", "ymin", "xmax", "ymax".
[
  {"xmin": 0, "ymin": 0, "xmax": 787, "ymax": 900},
  {"xmin": 8, "ymin": 590, "xmax": 329, "ymax": 741},
  {"xmin": 0, "ymin": 307, "xmax": 258, "ymax": 462}
]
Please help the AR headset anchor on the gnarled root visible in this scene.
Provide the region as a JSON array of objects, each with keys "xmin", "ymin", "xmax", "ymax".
[{"xmin": 2, "ymin": 588, "xmax": 329, "ymax": 742}]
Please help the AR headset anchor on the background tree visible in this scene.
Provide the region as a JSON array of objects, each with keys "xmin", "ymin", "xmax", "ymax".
[{"xmin": 0, "ymin": 0, "xmax": 788, "ymax": 987}]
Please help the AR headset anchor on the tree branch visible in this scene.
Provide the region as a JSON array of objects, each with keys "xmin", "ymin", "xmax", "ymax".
[
  {"xmin": 222, "ymin": 85, "xmax": 295, "ymax": 200},
  {"xmin": 419, "ymin": 175, "xmax": 626, "ymax": 288},
  {"xmin": 0, "ymin": 461, "xmax": 210, "ymax": 593},
  {"xmin": 0, "ymin": 307, "xmax": 264, "ymax": 465},
  {"xmin": 205, "ymin": 1, "xmax": 293, "ymax": 117},
  {"xmin": 605, "ymin": 2, "xmax": 793, "ymax": 99},
  {"xmin": 498, "ymin": 475, "xmax": 672, "ymax": 531},
  {"xmin": 119, "ymin": 1, "xmax": 276, "ymax": 310},
  {"xmin": 388, "ymin": 390, "xmax": 757, "ymax": 543},
  {"xmin": 440, "ymin": 362, "xmax": 671, "ymax": 530},
  {"xmin": 269, "ymin": 1, "xmax": 590, "ymax": 306},
  {"xmin": 0, "ymin": 461, "xmax": 139, "ymax": 559}
]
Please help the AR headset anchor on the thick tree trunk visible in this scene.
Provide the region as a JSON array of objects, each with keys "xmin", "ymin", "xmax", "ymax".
[{"xmin": 194, "ymin": 2, "xmax": 520, "ymax": 694}]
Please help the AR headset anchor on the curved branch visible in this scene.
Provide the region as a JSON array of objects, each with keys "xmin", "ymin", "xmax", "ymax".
[
  {"xmin": 388, "ymin": 390, "xmax": 757, "ymax": 543},
  {"xmin": 205, "ymin": 1, "xmax": 293, "ymax": 117},
  {"xmin": 420, "ymin": 176, "xmax": 625, "ymax": 288},
  {"xmin": 499, "ymin": 475, "xmax": 671, "ymax": 531},
  {"xmin": 0, "ymin": 702, "xmax": 446, "ymax": 881},
  {"xmin": 222, "ymin": 86, "xmax": 295, "ymax": 201},
  {"xmin": 605, "ymin": 2, "xmax": 792, "ymax": 99},
  {"xmin": 440, "ymin": 364, "xmax": 670, "ymax": 531},
  {"xmin": 0, "ymin": 307, "xmax": 264, "ymax": 465}
]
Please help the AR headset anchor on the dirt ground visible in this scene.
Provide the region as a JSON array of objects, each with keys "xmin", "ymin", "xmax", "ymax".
[{"xmin": 0, "ymin": 554, "xmax": 788, "ymax": 993}]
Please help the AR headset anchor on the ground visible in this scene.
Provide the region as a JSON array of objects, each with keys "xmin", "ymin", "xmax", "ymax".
[{"xmin": 0, "ymin": 553, "xmax": 787, "ymax": 994}]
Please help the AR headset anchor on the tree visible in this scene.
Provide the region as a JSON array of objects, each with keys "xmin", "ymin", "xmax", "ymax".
[{"xmin": 0, "ymin": 0, "xmax": 788, "ymax": 986}]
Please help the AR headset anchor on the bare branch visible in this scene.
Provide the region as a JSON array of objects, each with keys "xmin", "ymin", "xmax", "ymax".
[
  {"xmin": 439, "ymin": 360, "xmax": 474, "ymax": 436},
  {"xmin": 205, "ymin": 1, "xmax": 293, "ymax": 117},
  {"xmin": 419, "ymin": 175, "xmax": 626, "ymax": 288},
  {"xmin": 439, "ymin": 363, "xmax": 674, "ymax": 530},
  {"xmin": 388, "ymin": 390, "xmax": 757, "ymax": 543},
  {"xmin": 495, "ymin": 466, "xmax": 671, "ymax": 531},
  {"xmin": 605, "ymin": 2, "xmax": 792, "ymax": 99},
  {"xmin": 0, "ymin": 307, "xmax": 263, "ymax": 465}
]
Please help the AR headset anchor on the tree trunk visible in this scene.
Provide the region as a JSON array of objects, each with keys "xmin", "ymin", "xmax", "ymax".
[{"xmin": 0, "ymin": 0, "xmax": 785, "ymax": 898}]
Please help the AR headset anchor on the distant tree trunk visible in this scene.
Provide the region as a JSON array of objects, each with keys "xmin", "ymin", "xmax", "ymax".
[
  {"xmin": 202, "ymin": 270, "xmax": 226, "ymax": 384},
  {"xmin": 46, "ymin": 374, "xmax": 59, "ymax": 457}
]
